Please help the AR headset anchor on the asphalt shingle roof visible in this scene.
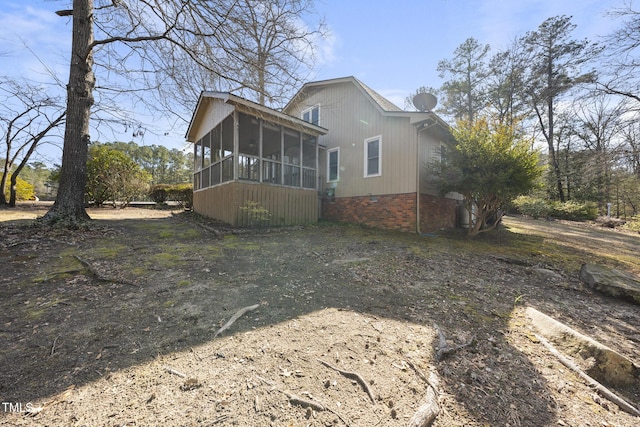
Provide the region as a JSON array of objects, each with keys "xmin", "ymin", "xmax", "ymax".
[{"xmin": 353, "ymin": 77, "xmax": 403, "ymax": 112}]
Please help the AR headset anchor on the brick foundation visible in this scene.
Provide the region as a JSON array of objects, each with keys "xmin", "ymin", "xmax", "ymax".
[
  {"xmin": 419, "ymin": 193, "xmax": 458, "ymax": 232},
  {"xmin": 321, "ymin": 193, "xmax": 459, "ymax": 233},
  {"xmin": 322, "ymin": 193, "xmax": 417, "ymax": 232}
]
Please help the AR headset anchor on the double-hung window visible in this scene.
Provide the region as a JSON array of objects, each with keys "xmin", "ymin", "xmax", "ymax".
[
  {"xmin": 302, "ymin": 104, "xmax": 320, "ymax": 125},
  {"xmin": 327, "ymin": 147, "xmax": 339, "ymax": 182},
  {"xmin": 364, "ymin": 136, "xmax": 381, "ymax": 177}
]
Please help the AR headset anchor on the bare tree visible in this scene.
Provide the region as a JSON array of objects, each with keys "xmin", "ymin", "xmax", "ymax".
[
  {"xmin": 620, "ymin": 120, "xmax": 640, "ymax": 178},
  {"xmin": 0, "ymin": 78, "xmax": 65, "ymax": 206},
  {"xmin": 219, "ymin": 0, "xmax": 326, "ymax": 107},
  {"xmin": 44, "ymin": 0, "xmax": 325, "ymax": 225},
  {"xmin": 599, "ymin": 3, "xmax": 640, "ymax": 106},
  {"xmin": 571, "ymin": 93, "xmax": 626, "ymax": 209}
]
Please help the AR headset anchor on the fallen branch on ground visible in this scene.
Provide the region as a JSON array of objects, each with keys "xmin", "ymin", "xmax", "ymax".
[
  {"xmin": 434, "ymin": 323, "xmax": 475, "ymax": 361},
  {"xmin": 405, "ymin": 359, "xmax": 436, "ymax": 391},
  {"xmin": 535, "ymin": 333, "xmax": 640, "ymax": 417},
  {"xmin": 196, "ymin": 222, "xmax": 221, "ymax": 236},
  {"xmin": 163, "ymin": 366, "xmax": 187, "ymax": 378},
  {"xmin": 210, "ymin": 414, "xmax": 229, "ymax": 424},
  {"xmin": 284, "ymin": 392, "xmax": 325, "ymax": 412},
  {"xmin": 280, "ymin": 390, "xmax": 350, "ymax": 426},
  {"xmin": 318, "ymin": 359, "xmax": 376, "ymax": 404},
  {"xmin": 73, "ymin": 255, "xmax": 138, "ymax": 286},
  {"xmin": 408, "ymin": 382, "xmax": 440, "ymax": 427},
  {"xmin": 50, "ymin": 335, "xmax": 61, "ymax": 357},
  {"xmin": 214, "ymin": 303, "xmax": 260, "ymax": 338},
  {"xmin": 406, "ymin": 360, "xmax": 441, "ymax": 427}
]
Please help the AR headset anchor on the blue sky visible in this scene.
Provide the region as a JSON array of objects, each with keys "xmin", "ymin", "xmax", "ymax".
[
  {"xmin": 0, "ymin": 0, "xmax": 628, "ymax": 164},
  {"xmin": 314, "ymin": 0, "xmax": 623, "ymax": 107}
]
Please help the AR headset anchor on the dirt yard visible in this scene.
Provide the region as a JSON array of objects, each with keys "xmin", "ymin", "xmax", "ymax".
[{"xmin": 1, "ymin": 203, "xmax": 639, "ymax": 426}]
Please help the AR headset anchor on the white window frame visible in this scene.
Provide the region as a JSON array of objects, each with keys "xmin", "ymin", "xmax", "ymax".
[
  {"xmin": 364, "ymin": 135, "xmax": 382, "ymax": 178},
  {"xmin": 327, "ymin": 147, "xmax": 340, "ymax": 182},
  {"xmin": 301, "ymin": 104, "xmax": 320, "ymax": 126}
]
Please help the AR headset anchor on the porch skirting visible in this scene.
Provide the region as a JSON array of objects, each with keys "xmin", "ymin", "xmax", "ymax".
[{"xmin": 193, "ymin": 181, "xmax": 318, "ymax": 227}]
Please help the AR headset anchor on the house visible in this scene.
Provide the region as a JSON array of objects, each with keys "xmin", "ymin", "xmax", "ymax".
[
  {"xmin": 186, "ymin": 76, "xmax": 460, "ymax": 232},
  {"xmin": 282, "ymin": 76, "xmax": 460, "ymax": 233}
]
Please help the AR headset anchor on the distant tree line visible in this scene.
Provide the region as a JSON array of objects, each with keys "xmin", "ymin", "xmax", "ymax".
[
  {"xmin": 417, "ymin": 11, "xmax": 640, "ymax": 226},
  {"xmin": 85, "ymin": 142, "xmax": 193, "ymax": 208},
  {"xmin": 1, "ymin": 141, "xmax": 192, "ymax": 206},
  {"xmin": 96, "ymin": 142, "xmax": 193, "ymax": 186}
]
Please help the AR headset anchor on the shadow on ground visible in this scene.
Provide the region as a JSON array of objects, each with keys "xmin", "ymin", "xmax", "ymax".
[{"xmin": 0, "ymin": 212, "xmax": 638, "ymax": 426}]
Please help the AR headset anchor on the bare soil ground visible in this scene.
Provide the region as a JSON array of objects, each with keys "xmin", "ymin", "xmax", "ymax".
[{"xmin": 1, "ymin": 203, "xmax": 639, "ymax": 427}]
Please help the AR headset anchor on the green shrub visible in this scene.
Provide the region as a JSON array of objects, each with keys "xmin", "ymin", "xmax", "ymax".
[
  {"xmin": 549, "ymin": 201, "xmax": 598, "ymax": 221},
  {"xmin": 148, "ymin": 183, "xmax": 192, "ymax": 208},
  {"xmin": 4, "ymin": 176, "xmax": 36, "ymax": 201},
  {"xmin": 511, "ymin": 195, "xmax": 549, "ymax": 219},
  {"xmin": 168, "ymin": 183, "xmax": 193, "ymax": 209},
  {"xmin": 149, "ymin": 184, "xmax": 171, "ymax": 204},
  {"xmin": 622, "ymin": 215, "xmax": 640, "ymax": 233}
]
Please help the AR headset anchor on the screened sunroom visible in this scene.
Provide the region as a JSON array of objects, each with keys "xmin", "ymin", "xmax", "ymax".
[{"xmin": 186, "ymin": 92, "xmax": 327, "ymax": 226}]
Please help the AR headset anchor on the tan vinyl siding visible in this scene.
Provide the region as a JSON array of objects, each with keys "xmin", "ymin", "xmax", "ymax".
[
  {"xmin": 418, "ymin": 130, "xmax": 442, "ymax": 195},
  {"xmin": 193, "ymin": 181, "xmax": 317, "ymax": 226},
  {"xmin": 287, "ymin": 82, "xmax": 417, "ymax": 197},
  {"xmin": 418, "ymin": 132, "xmax": 461, "ymax": 200},
  {"xmin": 191, "ymin": 99, "xmax": 234, "ymax": 142}
]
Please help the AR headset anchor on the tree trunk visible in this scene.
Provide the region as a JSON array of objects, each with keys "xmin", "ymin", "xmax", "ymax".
[
  {"xmin": 1, "ymin": 153, "xmax": 12, "ymax": 206},
  {"xmin": 44, "ymin": 0, "xmax": 94, "ymax": 225},
  {"xmin": 8, "ymin": 173, "xmax": 17, "ymax": 207},
  {"xmin": 0, "ymin": 164, "xmax": 9, "ymax": 206},
  {"xmin": 546, "ymin": 64, "xmax": 565, "ymax": 203}
]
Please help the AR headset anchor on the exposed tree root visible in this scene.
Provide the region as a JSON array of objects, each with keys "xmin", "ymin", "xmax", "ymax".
[
  {"xmin": 434, "ymin": 323, "xmax": 475, "ymax": 361},
  {"xmin": 73, "ymin": 255, "xmax": 139, "ymax": 286},
  {"xmin": 318, "ymin": 358, "xmax": 376, "ymax": 404}
]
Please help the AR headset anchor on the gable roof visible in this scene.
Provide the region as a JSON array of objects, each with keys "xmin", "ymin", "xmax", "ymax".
[
  {"xmin": 186, "ymin": 91, "xmax": 327, "ymax": 142},
  {"xmin": 354, "ymin": 78, "xmax": 404, "ymax": 112},
  {"xmin": 284, "ymin": 76, "xmax": 451, "ymax": 136},
  {"xmin": 283, "ymin": 76, "xmax": 403, "ymax": 113}
]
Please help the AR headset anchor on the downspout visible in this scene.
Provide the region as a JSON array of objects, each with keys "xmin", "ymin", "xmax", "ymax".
[{"xmin": 416, "ymin": 126, "xmax": 421, "ymax": 234}]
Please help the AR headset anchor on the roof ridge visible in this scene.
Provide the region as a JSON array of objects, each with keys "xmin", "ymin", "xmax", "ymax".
[{"xmin": 352, "ymin": 77, "xmax": 403, "ymax": 112}]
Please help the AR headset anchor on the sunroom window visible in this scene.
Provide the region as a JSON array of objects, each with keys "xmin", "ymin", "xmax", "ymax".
[
  {"xmin": 238, "ymin": 113, "xmax": 260, "ymax": 181},
  {"xmin": 302, "ymin": 134, "xmax": 317, "ymax": 189},
  {"xmin": 193, "ymin": 108, "xmax": 320, "ymax": 192},
  {"xmin": 283, "ymin": 130, "xmax": 300, "ymax": 186}
]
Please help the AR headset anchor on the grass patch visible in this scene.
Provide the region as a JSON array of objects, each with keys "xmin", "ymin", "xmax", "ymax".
[
  {"xmin": 91, "ymin": 243, "xmax": 129, "ymax": 259},
  {"xmin": 25, "ymin": 307, "xmax": 45, "ymax": 320},
  {"xmin": 221, "ymin": 234, "xmax": 260, "ymax": 250}
]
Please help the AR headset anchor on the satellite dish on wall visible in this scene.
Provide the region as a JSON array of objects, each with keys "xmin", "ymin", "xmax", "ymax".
[{"xmin": 412, "ymin": 93, "xmax": 437, "ymax": 112}]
